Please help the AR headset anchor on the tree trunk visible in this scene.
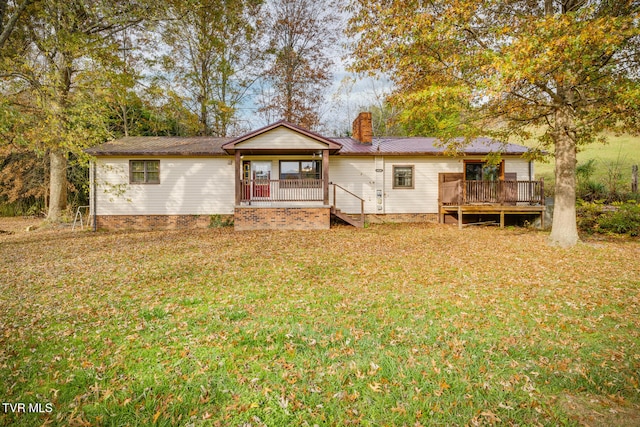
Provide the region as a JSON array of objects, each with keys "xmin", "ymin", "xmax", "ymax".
[
  {"xmin": 549, "ymin": 107, "xmax": 579, "ymax": 247},
  {"xmin": 122, "ymin": 103, "xmax": 129, "ymax": 137},
  {"xmin": 47, "ymin": 150, "xmax": 67, "ymax": 222}
]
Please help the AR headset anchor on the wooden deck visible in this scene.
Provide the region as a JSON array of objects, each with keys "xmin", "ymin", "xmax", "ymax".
[
  {"xmin": 438, "ymin": 177, "xmax": 546, "ymax": 229},
  {"xmin": 440, "ymin": 204, "xmax": 545, "ymax": 229}
]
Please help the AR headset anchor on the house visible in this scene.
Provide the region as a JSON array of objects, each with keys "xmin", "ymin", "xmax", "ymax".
[{"xmin": 85, "ymin": 112, "xmax": 545, "ymax": 231}]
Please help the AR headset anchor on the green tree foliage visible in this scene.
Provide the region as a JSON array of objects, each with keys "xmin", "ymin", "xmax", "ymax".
[
  {"xmin": 368, "ymin": 102, "xmax": 406, "ymax": 137},
  {"xmin": 0, "ymin": 0, "xmax": 156, "ymax": 221},
  {"xmin": 0, "ymin": 0, "xmax": 33, "ymax": 49},
  {"xmin": 347, "ymin": 0, "xmax": 640, "ymax": 246}
]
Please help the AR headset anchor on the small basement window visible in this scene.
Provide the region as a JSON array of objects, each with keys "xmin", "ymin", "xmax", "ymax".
[
  {"xmin": 130, "ymin": 160, "xmax": 160, "ymax": 184},
  {"xmin": 393, "ymin": 165, "xmax": 414, "ymax": 189}
]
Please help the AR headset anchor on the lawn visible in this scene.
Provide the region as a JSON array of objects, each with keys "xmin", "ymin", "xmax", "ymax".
[
  {"xmin": 520, "ymin": 132, "xmax": 640, "ymax": 190},
  {"xmin": 1, "ymin": 220, "xmax": 639, "ymax": 426}
]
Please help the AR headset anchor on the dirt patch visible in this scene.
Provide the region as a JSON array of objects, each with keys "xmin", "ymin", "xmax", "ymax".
[
  {"xmin": 558, "ymin": 393, "xmax": 640, "ymax": 426},
  {"xmin": 0, "ymin": 217, "xmax": 43, "ymax": 234}
]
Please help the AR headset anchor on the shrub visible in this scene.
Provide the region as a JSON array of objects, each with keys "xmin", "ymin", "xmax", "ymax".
[
  {"xmin": 577, "ymin": 201, "xmax": 640, "ymax": 236},
  {"xmin": 209, "ymin": 214, "xmax": 233, "ymax": 228},
  {"xmin": 597, "ymin": 203, "xmax": 640, "ymax": 236},
  {"xmin": 577, "ymin": 180, "xmax": 607, "ymax": 201},
  {"xmin": 577, "ymin": 200, "xmax": 605, "ymax": 234}
]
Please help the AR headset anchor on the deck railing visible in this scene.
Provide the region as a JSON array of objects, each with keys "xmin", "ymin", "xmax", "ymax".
[
  {"xmin": 240, "ymin": 179, "xmax": 324, "ymax": 202},
  {"xmin": 464, "ymin": 180, "xmax": 544, "ymax": 205}
]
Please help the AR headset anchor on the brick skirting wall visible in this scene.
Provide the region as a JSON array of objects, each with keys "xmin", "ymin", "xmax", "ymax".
[
  {"xmin": 365, "ymin": 213, "xmax": 439, "ymax": 224},
  {"xmin": 96, "ymin": 214, "xmax": 233, "ymax": 230},
  {"xmin": 234, "ymin": 207, "xmax": 330, "ymax": 231},
  {"xmin": 95, "ymin": 211, "xmax": 435, "ymax": 230}
]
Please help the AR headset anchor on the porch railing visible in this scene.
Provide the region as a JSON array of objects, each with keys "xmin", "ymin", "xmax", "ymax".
[
  {"xmin": 240, "ymin": 179, "xmax": 324, "ymax": 202},
  {"xmin": 442, "ymin": 180, "xmax": 545, "ymax": 206},
  {"xmin": 465, "ymin": 180, "xmax": 544, "ymax": 205}
]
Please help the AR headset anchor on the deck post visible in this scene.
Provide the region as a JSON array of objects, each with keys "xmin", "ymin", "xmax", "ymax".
[
  {"xmin": 500, "ymin": 210, "xmax": 505, "ymax": 228},
  {"xmin": 235, "ymin": 150, "xmax": 241, "ymax": 205},
  {"xmin": 458, "ymin": 205, "xmax": 462, "ymax": 229}
]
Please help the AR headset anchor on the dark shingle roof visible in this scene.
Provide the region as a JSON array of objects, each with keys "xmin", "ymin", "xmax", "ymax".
[{"xmin": 85, "ymin": 136, "xmax": 232, "ymax": 156}]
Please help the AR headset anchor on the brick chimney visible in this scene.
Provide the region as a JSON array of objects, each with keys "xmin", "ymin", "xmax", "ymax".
[{"xmin": 352, "ymin": 112, "xmax": 373, "ymax": 144}]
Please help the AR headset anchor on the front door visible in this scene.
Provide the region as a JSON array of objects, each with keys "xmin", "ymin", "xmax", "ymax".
[
  {"xmin": 252, "ymin": 161, "xmax": 271, "ymax": 198},
  {"xmin": 242, "ymin": 161, "xmax": 251, "ymax": 200}
]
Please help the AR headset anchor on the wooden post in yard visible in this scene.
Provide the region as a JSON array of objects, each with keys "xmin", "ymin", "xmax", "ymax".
[{"xmin": 633, "ymin": 165, "xmax": 638, "ymax": 194}]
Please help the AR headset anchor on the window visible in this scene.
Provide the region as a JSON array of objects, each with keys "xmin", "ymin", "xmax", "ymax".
[
  {"xmin": 130, "ymin": 160, "xmax": 160, "ymax": 184},
  {"xmin": 465, "ymin": 161, "xmax": 502, "ymax": 181},
  {"xmin": 279, "ymin": 160, "xmax": 322, "ymax": 187},
  {"xmin": 393, "ymin": 165, "xmax": 414, "ymax": 189}
]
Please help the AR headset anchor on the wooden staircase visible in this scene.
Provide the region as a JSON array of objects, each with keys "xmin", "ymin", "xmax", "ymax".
[
  {"xmin": 331, "ymin": 207, "xmax": 364, "ymax": 228},
  {"xmin": 330, "ymin": 183, "xmax": 365, "ymax": 228}
]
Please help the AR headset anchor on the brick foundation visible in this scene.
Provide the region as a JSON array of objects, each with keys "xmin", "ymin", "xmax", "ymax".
[
  {"xmin": 95, "ymin": 211, "xmax": 436, "ymax": 231},
  {"xmin": 96, "ymin": 214, "xmax": 233, "ymax": 230},
  {"xmin": 234, "ymin": 207, "xmax": 330, "ymax": 231},
  {"xmin": 365, "ymin": 213, "xmax": 439, "ymax": 224}
]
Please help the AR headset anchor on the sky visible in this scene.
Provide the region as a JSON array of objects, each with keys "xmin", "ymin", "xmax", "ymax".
[
  {"xmin": 234, "ymin": 50, "xmax": 393, "ymax": 137},
  {"xmin": 233, "ymin": 3, "xmax": 394, "ymax": 137}
]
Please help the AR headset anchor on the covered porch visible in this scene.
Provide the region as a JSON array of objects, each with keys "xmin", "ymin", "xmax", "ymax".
[{"xmin": 221, "ymin": 121, "xmax": 342, "ymax": 230}]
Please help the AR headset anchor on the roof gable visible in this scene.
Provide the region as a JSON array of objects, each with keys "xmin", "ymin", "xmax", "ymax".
[{"xmin": 222, "ymin": 121, "xmax": 342, "ymax": 154}]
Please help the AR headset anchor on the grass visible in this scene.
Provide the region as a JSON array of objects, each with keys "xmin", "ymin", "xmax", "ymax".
[
  {"xmin": 1, "ymin": 219, "xmax": 639, "ymax": 426},
  {"xmin": 520, "ymin": 132, "xmax": 640, "ymax": 189}
]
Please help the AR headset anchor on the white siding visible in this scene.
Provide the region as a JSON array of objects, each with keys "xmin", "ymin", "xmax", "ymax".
[
  {"xmin": 383, "ymin": 157, "xmax": 463, "ymax": 214},
  {"xmin": 94, "ymin": 154, "xmax": 533, "ymax": 217},
  {"xmin": 328, "ymin": 157, "xmax": 376, "ymax": 213},
  {"xmin": 236, "ymin": 127, "xmax": 328, "ymax": 150},
  {"xmin": 329, "ymin": 156, "xmax": 530, "ymax": 215},
  {"xmin": 504, "ymin": 158, "xmax": 533, "ymax": 180},
  {"xmin": 95, "ymin": 157, "xmax": 235, "ymax": 215}
]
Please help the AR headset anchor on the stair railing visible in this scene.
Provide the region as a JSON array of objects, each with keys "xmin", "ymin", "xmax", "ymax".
[{"xmin": 330, "ymin": 183, "xmax": 365, "ymax": 226}]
